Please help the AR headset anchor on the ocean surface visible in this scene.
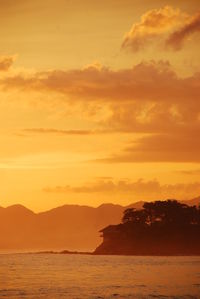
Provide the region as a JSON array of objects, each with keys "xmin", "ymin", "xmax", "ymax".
[{"xmin": 0, "ymin": 254, "xmax": 200, "ymax": 298}]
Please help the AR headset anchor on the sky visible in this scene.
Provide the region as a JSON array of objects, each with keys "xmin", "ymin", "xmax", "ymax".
[{"xmin": 0, "ymin": 0, "xmax": 200, "ymax": 211}]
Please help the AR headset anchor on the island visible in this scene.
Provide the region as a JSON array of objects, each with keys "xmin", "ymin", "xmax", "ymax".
[{"xmin": 94, "ymin": 200, "xmax": 200, "ymax": 255}]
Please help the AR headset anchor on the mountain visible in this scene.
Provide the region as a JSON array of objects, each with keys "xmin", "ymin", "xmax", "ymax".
[
  {"xmin": 0, "ymin": 203, "xmax": 125, "ymax": 252},
  {"xmin": 0, "ymin": 198, "xmax": 199, "ymax": 252}
]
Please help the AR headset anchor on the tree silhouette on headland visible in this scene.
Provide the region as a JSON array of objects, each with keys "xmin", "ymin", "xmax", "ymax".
[
  {"xmin": 123, "ymin": 200, "xmax": 200, "ymax": 226},
  {"xmin": 94, "ymin": 200, "xmax": 200, "ymax": 255}
]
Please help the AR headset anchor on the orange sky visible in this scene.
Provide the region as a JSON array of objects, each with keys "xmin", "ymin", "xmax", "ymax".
[{"xmin": 0, "ymin": 0, "xmax": 200, "ymax": 211}]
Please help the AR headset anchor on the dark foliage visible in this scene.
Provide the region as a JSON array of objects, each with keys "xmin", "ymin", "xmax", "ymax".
[{"xmin": 122, "ymin": 200, "xmax": 200, "ymax": 227}]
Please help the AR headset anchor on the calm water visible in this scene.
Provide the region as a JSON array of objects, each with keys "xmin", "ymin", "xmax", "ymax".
[{"xmin": 0, "ymin": 254, "xmax": 200, "ymax": 298}]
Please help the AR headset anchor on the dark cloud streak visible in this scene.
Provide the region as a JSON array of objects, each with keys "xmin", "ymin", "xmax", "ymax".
[{"xmin": 166, "ymin": 12, "xmax": 200, "ymax": 50}]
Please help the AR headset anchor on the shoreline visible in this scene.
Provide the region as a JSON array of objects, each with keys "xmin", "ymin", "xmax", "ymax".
[{"xmin": 1, "ymin": 250, "xmax": 200, "ymax": 257}]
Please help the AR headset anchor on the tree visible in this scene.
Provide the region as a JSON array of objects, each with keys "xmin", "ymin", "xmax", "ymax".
[{"xmin": 123, "ymin": 200, "xmax": 200, "ymax": 227}]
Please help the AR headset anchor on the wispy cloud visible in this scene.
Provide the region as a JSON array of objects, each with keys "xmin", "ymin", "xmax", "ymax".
[
  {"xmin": 166, "ymin": 12, "xmax": 200, "ymax": 50},
  {"xmin": 122, "ymin": 6, "xmax": 200, "ymax": 52},
  {"xmin": 23, "ymin": 128, "xmax": 95, "ymax": 135},
  {"xmin": 21, "ymin": 128, "xmax": 111, "ymax": 136},
  {"xmin": 102, "ymin": 132, "xmax": 200, "ymax": 163},
  {"xmin": 177, "ymin": 169, "xmax": 200, "ymax": 175},
  {"xmin": 43, "ymin": 178, "xmax": 200, "ymax": 200},
  {"xmin": 0, "ymin": 55, "xmax": 15, "ymax": 71}
]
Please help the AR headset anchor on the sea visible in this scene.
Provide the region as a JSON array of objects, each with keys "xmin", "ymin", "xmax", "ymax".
[{"xmin": 0, "ymin": 254, "xmax": 200, "ymax": 298}]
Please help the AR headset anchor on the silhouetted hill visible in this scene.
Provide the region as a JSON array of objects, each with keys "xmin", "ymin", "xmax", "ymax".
[
  {"xmin": 0, "ymin": 203, "xmax": 125, "ymax": 252},
  {"xmin": 94, "ymin": 200, "xmax": 200, "ymax": 255},
  {"xmin": 181, "ymin": 197, "xmax": 200, "ymax": 207},
  {"xmin": 0, "ymin": 198, "xmax": 199, "ymax": 252}
]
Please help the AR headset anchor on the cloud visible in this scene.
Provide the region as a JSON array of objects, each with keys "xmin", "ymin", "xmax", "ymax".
[
  {"xmin": 104, "ymin": 132, "xmax": 200, "ymax": 163},
  {"xmin": 122, "ymin": 6, "xmax": 187, "ymax": 52},
  {"xmin": 1, "ymin": 59, "xmax": 200, "ymax": 163},
  {"xmin": 21, "ymin": 128, "xmax": 111, "ymax": 136},
  {"xmin": 166, "ymin": 12, "xmax": 200, "ymax": 50},
  {"xmin": 23, "ymin": 128, "xmax": 95, "ymax": 135},
  {"xmin": 0, "ymin": 55, "xmax": 15, "ymax": 71},
  {"xmin": 178, "ymin": 169, "xmax": 200, "ymax": 175},
  {"xmin": 122, "ymin": 6, "xmax": 200, "ymax": 52},
  {"xmin": 2, "ymin": 60, "xmax": 200, "ymax": 106},
  {"xmin": 4, "ymin": 60, "xmax": 200, "ymax": 136},
  {"xmin": 43, "ymin": 178, "xmax": 200, "ymax": 200}
]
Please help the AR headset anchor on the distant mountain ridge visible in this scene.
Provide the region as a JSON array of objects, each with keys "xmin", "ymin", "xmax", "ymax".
[{"xmin": 0, "ymin": 198, "xmax": 199, "ymax": 252}]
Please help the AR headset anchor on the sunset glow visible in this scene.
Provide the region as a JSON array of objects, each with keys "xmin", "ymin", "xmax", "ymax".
[{"xmin": 0, "ymin": 0, "xmax": 200, "ymax": 211}]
